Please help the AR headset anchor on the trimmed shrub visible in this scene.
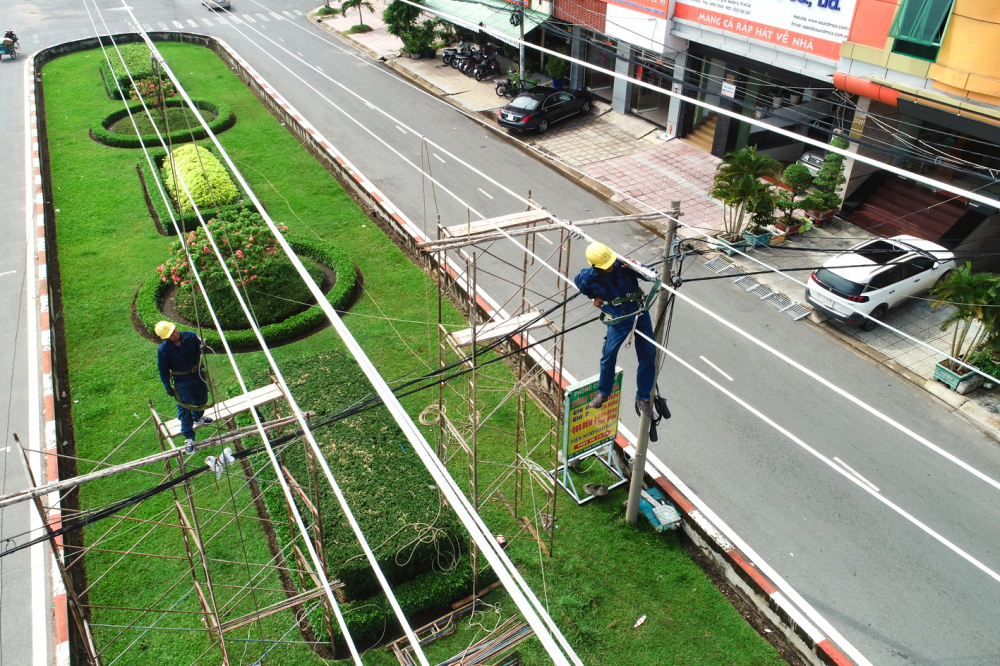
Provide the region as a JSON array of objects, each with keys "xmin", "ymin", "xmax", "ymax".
[
  {"xmin": 164, "ymin": 209, "xmax": 322, "ymax": 329},
  {"xmin": 99, "ymin": 42, "xmax": 154, "ymax": 100},
  {"xmin": 231, "ymin": 352, "xmax": 491, "ymax": 644},
  {"xmin": 136, "ymin": 236, "xmax": 357, "ymax": 349},
  {"xmin": 92, "ymin": 98, "xmax": 235, "ymax": 149},
  {"xmin": 138, "ymin": 143, "xmax": 254, "ymax": 234},
  {"xmin": 162, "ymin": 144, "xmax": 240, "ymax": 213}
]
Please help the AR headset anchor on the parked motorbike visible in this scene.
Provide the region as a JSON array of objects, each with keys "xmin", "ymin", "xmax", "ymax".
[{"xmin": 473, "ymin": 55, "xmax": 501, "ymax": 81}]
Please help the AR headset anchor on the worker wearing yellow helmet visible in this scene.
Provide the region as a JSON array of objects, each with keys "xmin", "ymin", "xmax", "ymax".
[
  {"xmin": 573, "ymin": 242, "xmax": 657, "ymax": 418},
  {"xmin": 155, "ymin": 321, "xmax": 213, "ymax": 454}
]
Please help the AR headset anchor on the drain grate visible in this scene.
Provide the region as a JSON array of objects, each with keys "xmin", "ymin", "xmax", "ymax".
[
  {"xmin": 703, "ymin": 257, "xmax": 812, "ymax": 322},
  {"xmin": 780, "ymin": 303, "xmax": 811, "ymax": 321}
]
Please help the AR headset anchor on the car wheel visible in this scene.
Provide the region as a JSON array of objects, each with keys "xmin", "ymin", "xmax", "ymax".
[
  {"xmin": 581, "ymin": 100, "xmax": 591, "ymax": 115},
  {"xmin": 861, "ymin": 305, "xmax": 887, "ymax": 332},
  {"xmin": 537, "ymin": 119, "xmax": 549, "ymax": 134}
]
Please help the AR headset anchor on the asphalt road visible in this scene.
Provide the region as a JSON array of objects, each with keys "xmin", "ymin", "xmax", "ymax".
[{"xmin": 4, "ymin": 1, "xmax": 1000, "ymax": 664}]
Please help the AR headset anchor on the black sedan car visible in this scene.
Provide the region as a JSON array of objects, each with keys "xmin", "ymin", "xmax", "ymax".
[{"xmin": 496, "ymin": 87, "xmax": 592, "ymax": 134}]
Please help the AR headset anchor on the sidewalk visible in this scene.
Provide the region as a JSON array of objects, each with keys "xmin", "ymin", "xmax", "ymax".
[{"xmin": 314, "ymin": 9, "xmax": 1000, "ymax": 437}]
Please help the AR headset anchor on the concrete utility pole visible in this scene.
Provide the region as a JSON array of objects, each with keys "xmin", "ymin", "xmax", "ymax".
[
  {"xmin": 518, "ymin": 0, "xmax": 525, "ymax": 84},
  {"xmin": 625, "ymin": 201, "xmax": 680, "ymax": 524}
]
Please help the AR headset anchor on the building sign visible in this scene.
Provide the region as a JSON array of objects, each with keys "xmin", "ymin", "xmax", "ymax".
[
  {"xmin": 721, "ymin": 81, "xmax": 737, "ymax": 98},
  {"xmin": 606, "ymin": 0, "xmax": 669, "ymax": 20},
  {"xmin": 563, "ymin": 371, "xmax": 622, "ymax": 459},
  {"xmin": 673, "ymin": 0, "xmax": 859, "ymax": 61}
]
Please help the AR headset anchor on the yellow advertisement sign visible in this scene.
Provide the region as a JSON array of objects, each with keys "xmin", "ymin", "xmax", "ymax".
[{"xmin": 564, "ymin": 371, "xmax": 622, "ymax": 458}]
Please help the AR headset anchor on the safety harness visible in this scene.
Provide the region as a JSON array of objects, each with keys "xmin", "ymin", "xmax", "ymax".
[
  {"xmin": 599, "ymin": 278, "xmax": 662, "ymax": 327},
  {"xmin": 169, "ymin": 354, "xmax": 216, "ymax": 412}
]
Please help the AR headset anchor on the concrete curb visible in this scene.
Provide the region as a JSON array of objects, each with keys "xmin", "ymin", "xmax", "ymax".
[
  {"xmin": 229, "ymin": 29, "xmax": 863, "ymax": 664},
  {"xmin": 26, "ymin": 53, "xmax": 70, "ymax": 666},
  {"xmin": 310, "ymin": 13, "xmax": 638, "ymax": 216}
]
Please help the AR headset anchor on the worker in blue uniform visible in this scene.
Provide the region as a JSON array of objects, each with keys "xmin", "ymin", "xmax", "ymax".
[
  {"xmin": 574, "ymin": 242, "xmax": 656, "ymax": 419},
  {"xmin": 155, "ymin": 321, "xmax": 213, "ymax": 454}
]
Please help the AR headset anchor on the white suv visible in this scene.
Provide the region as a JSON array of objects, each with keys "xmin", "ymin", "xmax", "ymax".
[{"xmin": 805, "ymin": 235, "xmax": 955, "ymax": 331}]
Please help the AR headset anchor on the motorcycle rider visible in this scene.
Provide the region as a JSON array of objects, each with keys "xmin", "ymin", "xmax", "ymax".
[{"xmin": 4, "ymin": 30, "xmax": 17, "ymax": 44}]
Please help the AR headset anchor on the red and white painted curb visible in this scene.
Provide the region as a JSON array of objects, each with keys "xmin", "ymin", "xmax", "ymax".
[{"xmin": 26, "ymin": 52, "xmax": 70, "ymax": 666}]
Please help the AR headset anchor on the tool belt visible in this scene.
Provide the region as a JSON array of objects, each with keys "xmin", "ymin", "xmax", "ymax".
[
  {"xmin": 170, "ymin": 362, "xmax": 214, "ymax": 411},
  {"xmin": 599, "ymin": 279, "xmax": 662, "ymax": 327}
]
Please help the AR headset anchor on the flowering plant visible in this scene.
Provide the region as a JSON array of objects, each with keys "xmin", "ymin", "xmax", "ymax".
[
  {"xmin": 130, "ymin": 75, "xmax": 176, "ymax": 107},
  {"xmin": 158, "ymin": 210, "xmax": 315, "ymax": 330}
]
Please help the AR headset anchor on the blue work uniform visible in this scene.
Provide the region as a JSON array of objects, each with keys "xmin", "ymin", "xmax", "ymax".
[
  {"xmin": 157, "ymin": 331, "xmax": 208, "ymax": 440},
  {"xmin": 574, "ymin": 260, "xmax": 656, "ymax": 400}
]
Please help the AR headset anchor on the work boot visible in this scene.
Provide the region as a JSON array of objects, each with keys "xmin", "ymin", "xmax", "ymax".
[
  {"xmin": 589, "ymin": 393, "xmax": 608, "ymax": 409},
  {"xmin": 636, "ymin": 399, "xmax": 655, "ymax": 420},
  {"xmin": 184, "ymin": 438, "xmax": 196, "ymax": 455},
  {"xmin": 195, "ymin": 415, "xmax": 214, "ymax": 425}
]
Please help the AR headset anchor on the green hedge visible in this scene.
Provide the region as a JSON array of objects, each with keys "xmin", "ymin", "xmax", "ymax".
[
  {"xmin": 136, "ymin": 237, "xmax": 358, "ymax": 349},
  {"xmin": 231, "ymin": 352, "xmax": 492, "ymax": 645},
  {"xmin": 162, "ymin": 144, "xmax": 240, "ymax": 213},
  {"xmin": 99, "ymin": 42, "xmax": 154, "ymax": 100},
  {"xmin": 92, "ymin": 98, "xmax": 235, "ymax": 149},
  {"xmin": 138, "ymin": 142, "xmax": 255, "ymax": 234}
]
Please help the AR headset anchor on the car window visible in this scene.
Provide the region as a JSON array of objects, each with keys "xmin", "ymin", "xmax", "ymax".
[
  {"xmin": 900, "ymin": 257, "xmax": 934, "ymax": 277},
  {"xmin": 868, "ymin": 266, "xmax": 904, "ymax": 290},
  {"xmin": 542, "ymin": 95, "xmax": 559, "ymax": 109},
  {"xmin": 556, "ymin": 92, "xmax": 574, "ymax": 103},
  {"xmin": 510, "ymin": 96, "xmax": 540, "ymax": 111},
  {"xmin": 815, "ymin": 269, "xmax": 864, "ymax": 298}
]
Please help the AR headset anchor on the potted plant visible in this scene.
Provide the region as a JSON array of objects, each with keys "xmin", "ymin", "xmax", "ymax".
[
  {"xmin": 547, "ymin": 47, "xmax": 569, "ymax": 89},
  {"xmin": 930, "ymin": 263, "xmax": 1000, "ymax": 394},
  {"xmin": 709, "ymin": 146, "xmax": 780, "ymax": 255},
  {"xmin": 403, "ymin": 21, "xmax": 437, "ymax": 59},
  {"xmin": 804, "ymin": 135, "xmax": 849, "ymax": 224},
  {"xmin": 774, "ymin": 163, "xmax": 814, "ymax": 234},
  {"xmin": 743, "ymin": 192, "xmax": 776, "ymax": 247}
]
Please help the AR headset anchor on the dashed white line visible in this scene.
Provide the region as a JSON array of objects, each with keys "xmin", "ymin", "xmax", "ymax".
[
  {"xmin": 537, "ymin": 233, "xmax": 553, "ymax": 245},
  {"xmin": 216, "ymin": 16, "xmax": 229, "ymax": 24},
  {"xmin": 293, "ymin": 9, "xmax": 304, "ymax": 14},
  {"xmin": 282, "ymin": 10, "xmax": 296, "ymax": 18},
  {"xmin": 297, "ymin": 51, "xmax": 303, "ymax": 56},
  {"xmin": 316, "ymin": 66, "xmax": 323, "ymax": 71},
  {"xmin": 395, "ymin": 125, "xmax": 407, "ymax": 134},
  {"xmin": 243, "ymin": 13, "xmax": 256, "ymax": 22},
  {"xmin": 172, "ymin": 20, "xmax": 184, "ymax": 28},
  {"xmin": 230, "ymin": 15, "xmax": 244, "ymax": 24},
  {"xmin": 143, "ymin": 23, "xmax": 153, "ymax": 31},
  {"xmin": 256, "ymin": 12, "xmax": 270, "ymax": 21},
  {"xmin": 834, "ymin": 457, "xmax": 880, "ymax": 492},
  {"xmin": 478, "ymin": 188, "xmax": 494, "ymax": 199},
  {"xmin": 202, "ymin": 18, "xmax": 214, "ymax": 26},
  {"xmin": 157, "ymin": 21, "xmax": 167, "ymax": 30},
  {"xmin": 0, "ymin": 270, "xmax": 16, "ymax": 278},
  {"xmin": 433, "ymin": 153, "xmax": 445, "ymax": 163},
  {"xmin": 270, "ymin": 12, "xmax": 283, "ymax": 20},
  {"xmin": 186, "ymin": 19, "xmax": 199, "ymax": 27},
  {"xmin": 699, "ymin": 356, "xmax": 734, "ymax": 381}
]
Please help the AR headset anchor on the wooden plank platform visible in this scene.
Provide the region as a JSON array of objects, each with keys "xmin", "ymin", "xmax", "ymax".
[
  {"xmin": 160, "ymin": 383, "xmax": 284, "ymax": 438},
  {"xmin": 444, "ymin": 209, "xmax": 552, "ymax": 238},
  {"xmin": 447, "ymin": 312, "xmax": 548, "ymax": 347}
]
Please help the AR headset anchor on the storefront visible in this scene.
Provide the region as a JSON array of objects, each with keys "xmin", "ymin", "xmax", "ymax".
[
  {"xmin": 630, "ymin": 48, "xmax": 674, "ymax": 126},
  {"xmin": 677, "ymin": 43, "xmax": 852, "ymax": 161},
  {"xmin": 578, "ymin": 28, "xmax": 618, "ymax": 101}
]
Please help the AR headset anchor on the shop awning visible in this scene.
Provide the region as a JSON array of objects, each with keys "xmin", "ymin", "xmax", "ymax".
[{"xmin": 421, "ymin": 0, "xmax": 548, "ymax": 46}]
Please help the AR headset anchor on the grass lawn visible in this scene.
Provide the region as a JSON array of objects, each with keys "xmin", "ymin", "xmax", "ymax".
[{"xmin": 43, "ymin": 41, "xmax": 789, "ymax": 665}]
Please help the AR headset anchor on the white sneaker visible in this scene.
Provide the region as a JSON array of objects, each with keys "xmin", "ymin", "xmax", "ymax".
[
  {"xmin": 184, "ymin": 439, "xmax": 196, "ymax": 454},
  {"xmin": 195, "ymin": 416, "xmax": 214, "ymax": 425}
]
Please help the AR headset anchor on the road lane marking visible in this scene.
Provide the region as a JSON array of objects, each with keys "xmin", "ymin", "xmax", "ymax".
[
  {"xmin": 172, "ymin": 20, "xmax": 184, "ymax": 28},
  {"xmin": 478, "ymin": 188, "xmax": 493, "ymax": 199},
  {"xmin": 433, "ymin": 153, "xmax": 445, "ymax": 163},
  {"xmin": 0, "ymin": 270, "xmax": 17, "ymax": 278},
  {"xmin": 270, "ymin": 12, "xmax": 283, "ymax": 20},
  {"xmin": 230, "ymin": 15, "xmax": 244, "ymax": 23},
  {"xmin": 699, "ymin": 356, "xmax": 733, "ymax": 381},
  {"xmin": 256, "ymin": 12, "xmax": 269, "ymax": 20},
  {"xmin": 834, "ymin": 457, "xmax": 880, "ymax": 492},
  {"xmin": 187, "ymin": 19, "xmax": 199, "ymax": 27},
  {"xmin": 646, "ymin": 330, "xmax": 1000, "ymax": 587},
  {"xmin": 282, "ymin": 10, "xmax": 295, "ymax": 18},
  {"xmin": 395, "ymin": 125, "xmax": 407, "ymax": 134},
  {"xmin": 158, "ymin": 21, "xmax": 167, "ymax": 30},
  {"xmin": 243, "ymin": 13, "xmax": 256, "ymax": 22},
  {"xmin": 143, "ymin": 23, "xmax": 153, "ymax": 31},
  {"xmin": 297, "ymin": 52, "xmax": 303, "ymax": 56},
  {"xmin": 294, "ymin": 9, "xmax": 304, "ymax": 14},
  {"xmin": 316, "ymin": 66, "xmax": 323, "ymax": 71},
  {"xmin": 216, "ymin": 16, "xmax": 229, "ymax": 24},
  {"xmin": 537, "ymin": 233, "xmax": 553, "ymax": 244},
  {"xmin": 202, "ymin": 18, "xmax": 214, "ymax": 26}
]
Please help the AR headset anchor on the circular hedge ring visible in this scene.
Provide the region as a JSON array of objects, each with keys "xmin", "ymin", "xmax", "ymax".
[
  {"xmin": 92, "ymin": 98, "xmax": 236, "ymax": 149},
  {"xmin": 136, "ymin": 237, "xmax": 357, "ymax": 350}
]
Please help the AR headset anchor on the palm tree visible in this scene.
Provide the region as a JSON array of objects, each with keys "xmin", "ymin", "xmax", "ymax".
[
  {"xmin": 930, "ymin": 262, "xmax": 1000, "ymax": 369},
  {"xmin": 710, "ymin": 146, "xmax": 780, "ymax": 239},
  {"xmin": 341, "ymin": 0, "xmax": 374, "ymax": 26}
]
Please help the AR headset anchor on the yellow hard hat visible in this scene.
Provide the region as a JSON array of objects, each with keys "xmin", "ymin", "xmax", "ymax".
[
  {"xmin": 585, "ymin": 242, "xmax": 617, "ymax": 270},
  {"xmin": 154, "ymin": 321, "xmax": 177, "ymax": 340}
]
